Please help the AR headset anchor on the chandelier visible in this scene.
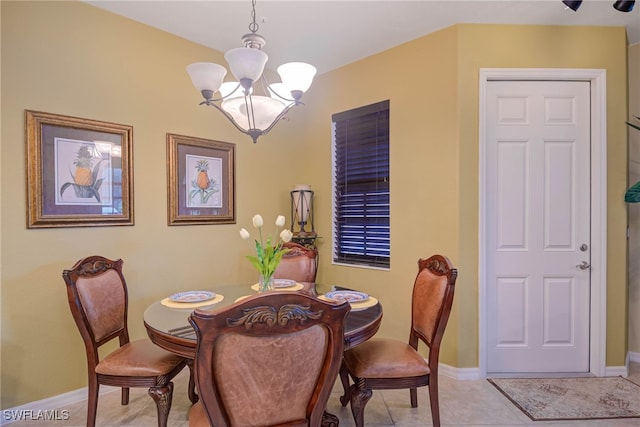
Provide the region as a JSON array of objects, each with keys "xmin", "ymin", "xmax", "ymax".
[{"xmin": 186, "ymin": 0, "xmax": 317, "ymax": 143}]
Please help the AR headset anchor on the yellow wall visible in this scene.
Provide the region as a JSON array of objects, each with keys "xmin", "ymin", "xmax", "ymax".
[
  {"xmin": 0, "ymin": 1, "xmax": 305, "ymax": 407},
  {"xmin": 456, "ymin": 24, "xmax": 629, "ymax": 367},
  {"xmin": 298, "ymin": 23, "xmax": 629, "ymax": 369},
  {"xmin": 1, "ymin": 1, "xmax": 630, "ymax": 408},
  {"xmin": 296, "ymin": 27, "xmax": 462, "ymax": 364}
]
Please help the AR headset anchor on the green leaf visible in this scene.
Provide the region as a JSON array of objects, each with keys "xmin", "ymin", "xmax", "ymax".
[
  {"xmin": 625, "ymin": 180, "xmax": 640, "ymax": 203},
  {"xmin": 245, "ymin": 255, "xmax": 264, "ymax": 272},
  {"xmin": 255, "ymin": 240, "xmax": 265, "ymax": 260},
  {"xmin": 246, "ymin": 244, "xmax": 291, "ymax": 277}
]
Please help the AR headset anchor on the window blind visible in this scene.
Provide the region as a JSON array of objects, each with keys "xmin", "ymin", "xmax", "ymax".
[{"xmin": 332, "ymin": 100, "xmax": 390, "ymax": 268}]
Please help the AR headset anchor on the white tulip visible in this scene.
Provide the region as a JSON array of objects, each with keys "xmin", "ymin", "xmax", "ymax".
[
  {"xmin": 275, "ymin": 215, "xmax": 286, "ymax": 227},
  {"xmin": 239, "ymin": 228, "xmax": 250, "ymax": 240},
  {"xmin": 280, "ymin": 229, "xmax": 293, "ymax": 243},
  {"xmin": 252, "ymin": 214, "xmax": 263, "ymax": 228}
]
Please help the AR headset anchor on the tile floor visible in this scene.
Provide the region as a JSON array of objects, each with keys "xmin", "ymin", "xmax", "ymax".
[{"xmin": 8, "ymin": 363, "xmax": 640, "ymax": 426}]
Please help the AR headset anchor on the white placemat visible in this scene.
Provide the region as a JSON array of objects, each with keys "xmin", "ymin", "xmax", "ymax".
[
  {"xmin": 250, "ymin": 282, "xmax": 304, "ymax": 292},
  {"xmin": 318, "ymin": 294, "xmax": 378, "ymax": 311},
  {"xmin": 161, "ymin": 293, "xmax": 224, "ymax": 309}
]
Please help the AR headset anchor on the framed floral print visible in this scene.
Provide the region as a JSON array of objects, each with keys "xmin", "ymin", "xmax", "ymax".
[
  {"xmin": 26, "ymin": 110, "xmax": 134, "ymax": 228},
  {"xmin": 167, "ymin": 133, "xmax": 235, "ymax": 225}
]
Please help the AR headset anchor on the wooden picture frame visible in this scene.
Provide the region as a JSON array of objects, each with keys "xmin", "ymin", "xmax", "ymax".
[
  {"xmin": 26, "ymin": 110, "xmax": 134, "ymax": 228},
  {"xmin": 167, "ymin": 133, "xmax": 235, "ymax": 225}
]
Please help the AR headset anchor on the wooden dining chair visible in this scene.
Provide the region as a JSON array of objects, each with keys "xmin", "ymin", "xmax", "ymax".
[
  {"xmin": 62, "ymin": 255, "xmax": 191, "ymax": 427},
  {"xmin": 339, "ymin": 254, "xmax": 458, "ymax": 427},
  {"xmin": 188, "ymin": 291, "xmax": 350, "ymax": 427},
  {"xmin": 274, "ymin": 241, "xmax": 318, "ymax": 283}
]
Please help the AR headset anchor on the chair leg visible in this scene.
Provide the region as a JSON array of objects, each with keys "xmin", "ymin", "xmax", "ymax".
[
  {"xmin": 148, "ymin": 381, "xmax": 174, "ymax": 427},
  {"xmin": 121, "ymin": 387, "xmax": 130, "ymax": 405},
  {"xmin": 86, "ymin": 377, "xmax": 99, "ymax": 427},
  {"xmin": 187, "ymin": 360, "xmax": 198, "ymax": 404},
  {"xmin": 428, "ymin": 377, "xmax": 440, "ymax": 427},
  {"xmin": 339, "ymin": 361, "xmax": 351, "ymax": 406},
  {"xmin": 321, "ymin": 411, "xmax": 339, "ymax": 427},
  {"xmin": 349, "ymin": 384, "xmax": 372, "ymax": 427},
  {"xmin": 410, "ymin": 387, "xmax": 418, "ymax": 407}
]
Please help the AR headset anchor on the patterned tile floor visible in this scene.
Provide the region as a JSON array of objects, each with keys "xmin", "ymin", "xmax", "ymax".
[{"xmin": 8, "ymin": 363, "xmax": 640, "ymax": 426}]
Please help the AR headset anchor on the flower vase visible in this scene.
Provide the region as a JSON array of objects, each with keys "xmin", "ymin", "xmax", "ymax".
[{"xmin": 258, "ymin": 274, "xmax": 274, "ymax": 293}]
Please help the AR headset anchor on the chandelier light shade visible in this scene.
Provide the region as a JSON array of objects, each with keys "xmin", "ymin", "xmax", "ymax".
[
  {"xmin": 186, "ymin": 63, "xmax": 227, "ymax": 94},
  {"xmin": 277, "ymin": 63, "xmax": 317, "ymax": 94},
  {"xmin": 186, "ymin": 0, "xmax": 317, "ymax": 143},
  {"xmin": 224, "ymin": 47, "xmax": 268, "ymax": 83}
]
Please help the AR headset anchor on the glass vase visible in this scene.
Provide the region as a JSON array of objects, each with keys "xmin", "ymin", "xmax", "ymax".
[{"xmin": 258, "ymin": 274, "xmax": 274, "ymax": 293}]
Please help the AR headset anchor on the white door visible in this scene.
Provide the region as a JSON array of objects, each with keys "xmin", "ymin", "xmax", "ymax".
[{"xmin": 485, "ymin": 80, "xmax": 591, "ymax": 373}]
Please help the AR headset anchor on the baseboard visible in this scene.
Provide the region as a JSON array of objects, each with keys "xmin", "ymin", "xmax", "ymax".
[
  {"xmin": 628, "ymin": 351, "xmax": 640, "ymax": 364},
  {"xmin": 605, "ymin": 365, "xmax": 629, "ymax": 377},
  {"xmin": 439, "ymin": 362, "xmax": 628, "ymax": 379},
  {"xmin": 439, "ymin": 363, "xmax": 482, "ymax": 380},
  {"xmin": 1, "ymin": 385, "xmax": 118, "ymax": 426}
]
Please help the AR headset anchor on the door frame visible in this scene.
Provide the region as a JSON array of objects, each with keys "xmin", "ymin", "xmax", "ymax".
[{"xmin": 478, "ymin": 68, "xmax": 607, "ymax": 377}]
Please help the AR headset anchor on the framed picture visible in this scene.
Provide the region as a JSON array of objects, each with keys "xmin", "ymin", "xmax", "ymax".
[
  {"xmin": 26, "ymin": 110, "xmax": 134, "ymax": 228},
  {"xmin": 167, "ymin": 133, "xmax": 235, "ymax": 225}
]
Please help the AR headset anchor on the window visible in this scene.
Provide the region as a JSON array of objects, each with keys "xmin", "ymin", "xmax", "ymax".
[{"xmin": 332, "ymin": 100, "xmax": 390, "ymax": 268}]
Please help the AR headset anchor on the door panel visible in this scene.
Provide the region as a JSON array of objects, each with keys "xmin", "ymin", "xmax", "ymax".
[{"xmin": 486, "ymin": 80, "xmax": 591, "ymax": 373}]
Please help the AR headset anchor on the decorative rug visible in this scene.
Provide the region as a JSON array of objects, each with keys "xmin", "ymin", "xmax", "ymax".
[{"xmin": 488, "ymin": 377, "xmax": 640, "ymax": 421}]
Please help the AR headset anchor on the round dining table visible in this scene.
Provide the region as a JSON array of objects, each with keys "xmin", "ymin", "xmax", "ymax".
[{"xmin": 143, "ymin": 282, "xmax": 383, "ymax": 359}]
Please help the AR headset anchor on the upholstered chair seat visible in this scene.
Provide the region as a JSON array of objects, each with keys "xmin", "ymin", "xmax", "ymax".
[
  {"xmin": 343, "ymin": 338, "xmax": 431, "ymax": 379},
  {"xmin": 94, "ymin": 339, "xmax": 184, "ymax": 377}
]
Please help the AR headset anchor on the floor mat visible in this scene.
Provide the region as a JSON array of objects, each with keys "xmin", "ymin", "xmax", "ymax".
[{"xmin": 488, "ymin": 376, "xmax": 640, "ymax": 421}]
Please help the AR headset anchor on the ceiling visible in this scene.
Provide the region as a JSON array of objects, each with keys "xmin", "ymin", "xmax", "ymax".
[{"xmin": 86, "ymin": 0, "xmax": 640, "ymax": 75}]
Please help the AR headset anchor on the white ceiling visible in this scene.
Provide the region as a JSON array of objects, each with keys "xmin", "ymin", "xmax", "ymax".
[{"xmin": 86, "ymin": 0, "xmax": 640, "ymax": 74}]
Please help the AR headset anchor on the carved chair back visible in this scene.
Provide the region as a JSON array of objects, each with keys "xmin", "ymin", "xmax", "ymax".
[
  {"xmin": 189, "ymin": 292, "xmax": 350, "ymax": 427},
  {"xmin": 410, "ymin": 254, "xmax": 458, "ymax": 364},
  {"xmin": 63, "ymin": 255, "xmax": 130, "ymax": 366},
  {"xmin": 274, "ymin": 242, "xmax": 318, "ymax": 283}
]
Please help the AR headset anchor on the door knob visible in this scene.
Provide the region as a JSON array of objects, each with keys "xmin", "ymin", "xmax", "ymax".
[{"xmin": 576, "ymin": 261, "xmax": 591, "ymax": 270}]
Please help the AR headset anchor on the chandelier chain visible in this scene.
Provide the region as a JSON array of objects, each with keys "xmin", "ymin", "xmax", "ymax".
[{"xmin": 249, "ymin": 0, "xmax": 259, "ymax": 34}]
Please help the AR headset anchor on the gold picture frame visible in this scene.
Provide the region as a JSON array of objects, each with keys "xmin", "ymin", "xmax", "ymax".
[
  {"xmin": 167, "ymin": 133, "xmax": 235, "ymax": 225},
  {"xmin": 26, "ymin": 110, "xmax": 134, "ymax": 228}
]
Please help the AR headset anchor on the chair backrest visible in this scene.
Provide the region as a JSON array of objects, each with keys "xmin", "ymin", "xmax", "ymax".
[
  {"xmin": 410, "ymin": 255, "xmax": 457, "ymax": 365},
  {"xmin": 189, "ymin": 292, "xmax": 350, "ymax": 427},
  {"xmin": 62, "ymin": 255, "xmax": 129, "ymax": 367},
  {"xmin": 274, "ymin": 242, "xmax": 318, "ymax": 283}
]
